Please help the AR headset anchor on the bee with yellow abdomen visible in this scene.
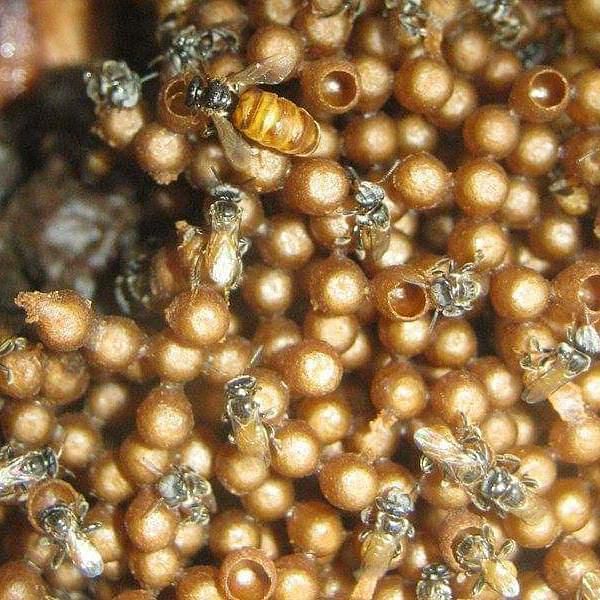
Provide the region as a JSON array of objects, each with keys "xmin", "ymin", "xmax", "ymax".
[{"xmin": 183, "ymin": 55, "xmax": 320, "ymax": 170}]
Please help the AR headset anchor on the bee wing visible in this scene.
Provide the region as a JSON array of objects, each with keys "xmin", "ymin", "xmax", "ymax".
[
  {"xmin": 481, "ymin": 559, "xmax": 519, "ymax": 598},
  {"xmin": 359, "ymin": 219, "xmax": 391, "ymax": 263},
  {"xmin": 211, "ymin": 114, "xmax": 264, "ymax": 174},
  {"xmin": 577, "ymin": 570, "xmax": 600, "ymax": 600},
  {"xmin": 226, "ymin": 55, "xmax": 294, "ymax": 88},
  {"xmin": 505, "ymin": 492, "xmax": 547, "ymax": 526},
  {"xmin": 414, "ymin": 426, "xmax": 481, "ymax": 474},
  {"xmin": 0, "ymin": 454, "xmax": 35, "ymax": 495},
  {"xmin": 64, "ymin": 528, "xmax": 104, "ymax": 578},
  {"xmin": 521, "ymin": 362, "xmax": 575, "ymax": 404}
]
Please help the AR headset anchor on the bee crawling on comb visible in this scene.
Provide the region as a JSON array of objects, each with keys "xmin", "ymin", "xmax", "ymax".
[
  {"xmin": 415, "ymin": 416, "xmax": 541, "ymax": 522},
  {"xmin": 453, "ymin": 524, "xmax": 519, "ymax": 598},
  {"xmin": 520, "ymin": 309, "xmax": 600, "ymax": 405}
]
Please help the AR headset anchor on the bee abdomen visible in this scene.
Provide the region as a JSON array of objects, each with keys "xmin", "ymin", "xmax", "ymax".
[{"xmin": 232, "ymin": 89, "xmax": 320, "ymax": 156}]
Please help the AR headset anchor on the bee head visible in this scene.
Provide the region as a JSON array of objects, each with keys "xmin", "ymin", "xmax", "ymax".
[
  {"xmin": 186, "ymin": 77, "xmax": 236, "ymax": 113},
  {"xmin": 212, "ymin": 182, "xmax": 242, "ymax": 203},
  {"xmin": 85, "ymin": 60, "xmax": 141, "ymax": 109},
  {"xmin": 355, "ymin": 181, "xmax": 385, "ymax": 210},
  {"xmin": 572, "ymin": 323, "xmax": 600, "ymax": 355},
  {"xmin": 209, "ymin": 199, "xmax": 241, "ymax": 227},
  {"xmin": 39, "ymin": 505, "xmax": 75, "ymax": 539},
  {"xmin": 376, "ymin": 486, "xmax": 414, "ymax": 517},
  {"xmin": 226, "ymin": 375, "xmax": 258, "ymax": 398},
  {"xmin": 42, "ymin": 447, "xmax": 60, "ymax": 478},
  {"xmin": 422, "ymin": 563, "xmax": 451, "ymax": 581},
  {"xmin": 481, "ymin": 467, "xmax": 524, "ymax": 504},
  {"xmin": 158, "ymin": 470, "xmax": 188, "ymax": 504}
]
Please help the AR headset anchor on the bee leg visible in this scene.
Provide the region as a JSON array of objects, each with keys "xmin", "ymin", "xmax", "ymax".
[
  {"xmin": 83, "ymin": 521, "xmax": 103, "ymax": 534},
  {"xmin": 50, "ymin": 545, "xmax": 66, "ymax": 570},
  {"xmin": 471, "ymin": 495, "xmax": 491, "ymax": 513},
  {"xmin": 189, "ymin": 505, "xmax": 210, "ymax": 526},
  {"xmin": 496, "ymin": 453, "xmax": 521, "ymax": 472},
  {"xmin": 239, "ymin": 237, "xmax": 251, "ymax": 257},
  {"xmin": 427, "ymin": 309, "xmax": 442, "ymax": 334},
  {"xmin": 266, "ymin": 423, "xmax": 282, "ymax": 453},
  {"xmin": 471, "ymin": 574, "xmax": 486, "ymax": 597},
  {"xmin": 0, "ymin": 444, "xmax": 13, "ymax": 461},
  {"xmin": 498, "ymin": 538, "xmax": 517, "ymax": 558},
  {"xmin": 481, "ymin": 524, "xmax": 496, "ymax": 545},
  {"xmin": 419, "ymin": 455, "xmax": 434, "ymax": 474},
  {"xmin": 0, "ymin": 364, "xmax": 14, "ymax": 385},
  {"xmin": 75, "ymin": 496, "xmax": 90, "ymax": 519},
  {"xmin": 521, "ymin": 475, "xmax": 539, "ymax": 489}
]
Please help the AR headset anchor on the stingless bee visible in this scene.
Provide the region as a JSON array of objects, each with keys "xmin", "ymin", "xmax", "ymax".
[
  {"xmin": 341, "ymin": 166, "xmax": 391, "ymax": 263},
  {"xmin": 426, "ymin": 256, "xmax": 483, "ymax": 326},
  {"xmin": 414, "ymin": 418, "xmax": 540, "ymax": 522},
  {"xmin": 225, "ymin": 374, "xmax": 275, "ymax": 466},
  {"xmin": 577, "ymin": 570, "xmax": 600, "ymax": 600},
  {"xmin": 84, "ymin": 60, "xmax": 145, "ymax": 109},
  {"xmin": 351, "ymin": 487, "xmax": 416, "ymax": 600},
  {"xmin": 183, "ymin": 55, "xmax": 321, "ymax": 170},
  {"xmin": 177, "ymin": 204, "xmax": 249, "ymax": 303},
  {"xmin": 520, "ymin": 314, "xmax": 600, "ymax": 404},
  {"xmin": 416, "ymin": 563, "xmax": 454, "ymax": 600},
  {"xmin": 156, "ymin": 465, "xmax": 217, "ymax": 525},
  {"xmin": 311, "ymin": 0, "xmax": 364, "ymax": 19},
  {"xmin": 453, "ymin": 524, "xmax": 519, "ymax": 598},
  {"xmin": 37, "ymin": 495, "xmax": 104, "ymax": 578},
  {"xmin": 154, "ymin": 24, "xmax": 240, "ymax": 76},
  {"xmin": 470, "ymin": 0, "xmax": 525, "ymax": 47},
  {"xmin": 385, "ymin": 0, "xmax": 429, "ymax": 38},
  {"xmin": 0, "ymin": 335, "xmax": 27, "ymax": 384},
  {"xmin": 0, "ymin": 445, "xmax": 59, "ymax": 503},
  {"xmin": 400, "ymin": 255, "xmax": 484, "ymax": 330}
]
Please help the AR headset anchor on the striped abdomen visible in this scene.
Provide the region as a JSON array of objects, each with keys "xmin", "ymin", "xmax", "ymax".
[{"xmin": 231, "ymin": 89, "xmax": 320, "ymax": 156}]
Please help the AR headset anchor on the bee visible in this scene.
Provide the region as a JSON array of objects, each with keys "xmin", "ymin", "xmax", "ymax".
[
  {"xmin": 225, "ymin": 374, "xmax": 274, "ymax": 466},
  {"xmin": 426, "ymin": 255, "xmax": 483, "ymax": 327},
  {"xmin": 37, "ymin": 495, "xmax": 103, "ymax": 578},
  {"xmin": 416, "ymin": 563, "xmax": 454, "ymax": 600},
  {"xmin": 311, "ymin": 0, "xmax": 364, "ymax": 19},
  {"xmin": 0, "ymin": 445, "xmax": 59, "ymax": 503},
  {"xmin": 154, "ymin": 24, "xmax": 240, "ymax": 76},
  {"xmin": 156, "ymin": 465, "xmax": 217, "ymax": 525},
  {"xmin": 184, "ymin": 55, "xmax": 321, "ymax": 170},
  {"xmin": 351, "ymin": 487, "xmax": 416, "ymax": 600},
  {"xmin": 177, "ymin": 206, "xmax": 249, "ymax": 303},
  {"xmin": 84, "ymin": 60, "xmax": 144, "ymax": 109},
  {"xmin": 385, "ymin": 0, "xmax": 429, "ymax": 38},
  {"xmin": 0, "ymin": 336, "xmax": 27, "ymax": 384},
  {"xmin": 520, "ymin": 315, "xmax": 600, "ymax": 404},
  {"xmin": 414, "ymin": 418, "xmax": 540, "ymax": 522},
  {"xmin": 577, "ymin": 570, "xmax": 600, "ymax": 600},
  {"xmin": 341, "ymin": 166, "xmax": 391, "ymax": 263},
  {"xmin": 471, "ymin": 0, "xmax": 525, "ymax": 47},
  {"xmin": 453, "ymin": 524, "xmax": 519, "ymax": 598}
]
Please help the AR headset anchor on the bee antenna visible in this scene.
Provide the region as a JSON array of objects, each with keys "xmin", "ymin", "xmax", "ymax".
[
  {"xmin": 209, "ymin": 166, "xmax": 223, "ymax": 186},
  {"xmin": 427, "ymin": 309, "xmax": 441, "ymax": 334},
  {"xmin": 375, "ymin": 158, "xmax": 401, "ymax": 184},
  {"xmin": 140, "ymin": 71, "xmax": 159, "ymax": 84},
  {"xmin": 577, "ymin": 147, "xmax": 600, "ymax": 164},
  {"xmin": 140, "ymin": 457, "xmax": 165, "ymax": 477},
  {"xmin": 248, "ymin": 344, "xmax": 264, "ymax": 369},
  {"xmin": 344, "ymin": 164, "xmax": 360, "ymax": 183}
]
